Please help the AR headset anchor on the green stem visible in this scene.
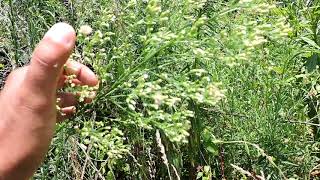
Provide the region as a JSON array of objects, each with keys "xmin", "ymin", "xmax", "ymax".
[
  {"xmin": 106, "ymin": 39, "xmax": 177, "ymax": 97},
  {"xmin": 8, "ymin": 0, "xmax": 19, "ymax": 67}
]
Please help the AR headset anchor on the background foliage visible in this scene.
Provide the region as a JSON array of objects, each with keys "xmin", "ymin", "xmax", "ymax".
[{"xmin": 1, "ymin": 0, "xmax": 320, "ymax": 179}]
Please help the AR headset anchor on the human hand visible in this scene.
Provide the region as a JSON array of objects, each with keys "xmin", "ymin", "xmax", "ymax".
[{"xmin": 0, "ymin": 23, "xmax": 98, "ymax": 180}]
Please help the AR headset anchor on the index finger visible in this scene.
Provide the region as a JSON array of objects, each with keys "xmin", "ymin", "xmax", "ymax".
[{"xmin": 64, "ymin": 61, "xmax": 99, "ymax": 86}]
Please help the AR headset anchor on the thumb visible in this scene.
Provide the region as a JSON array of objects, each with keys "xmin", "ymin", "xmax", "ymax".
[{"xmin": 24, "ymin": 23, "xmax": 76, "ymax": 96}]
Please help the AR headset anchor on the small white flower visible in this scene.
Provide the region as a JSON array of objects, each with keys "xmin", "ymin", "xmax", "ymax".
[
  {"xmin": 143, "ymin": 73, "xmax": 149, "ymax": 79},
  {"xmin": 79, "ymin": 25, "xmax": 93, "ymax": 36},
  {"xmin": 111, "ymin": 15, "xmax": 116, "ymax": 22},
  {"xmin": 153, "ymin": 92, "xmax": 168, "ymax": 106}
]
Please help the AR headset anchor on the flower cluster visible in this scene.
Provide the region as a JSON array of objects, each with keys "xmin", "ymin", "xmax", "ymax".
[
  {"xmin": 216, "ymin": 0, "xmax": 293, "ymax": 65},
  {"xmin": 124, "ymin": 70, "xmax": 224, "ymax": 143}
]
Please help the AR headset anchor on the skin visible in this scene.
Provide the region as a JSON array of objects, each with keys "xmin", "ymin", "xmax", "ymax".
[{"xmin": 0, "ymin": 23, "xmax": 98, "ymax": 180}]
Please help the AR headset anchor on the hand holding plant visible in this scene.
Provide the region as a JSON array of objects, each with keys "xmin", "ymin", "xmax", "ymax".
[{"xmin": 0, "ymin": 23, "xmax": 98, "ymax": 180}]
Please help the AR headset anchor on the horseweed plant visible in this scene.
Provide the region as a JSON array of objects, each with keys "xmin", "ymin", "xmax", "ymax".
[
  {"xmin": 64, "ymin": 0, "xmax": 227, "ymax": 177},
  {"xmin": 36, "ymin": 0, "xmax": 313, "ymax": 178}
]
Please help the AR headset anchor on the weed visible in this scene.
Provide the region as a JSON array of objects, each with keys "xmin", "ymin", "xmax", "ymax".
[{"xmin": 1, "ymin": 0, "xmax": 320, "ymax": 179}]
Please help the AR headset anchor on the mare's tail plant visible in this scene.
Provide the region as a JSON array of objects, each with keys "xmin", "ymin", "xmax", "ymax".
[
  {"xmin": 69, "ymin": 0, "xmax": 226, "ymax": 178},
  {"xmin": 63, "ymin": 0, "xmax": 295, "ymax": 178}
]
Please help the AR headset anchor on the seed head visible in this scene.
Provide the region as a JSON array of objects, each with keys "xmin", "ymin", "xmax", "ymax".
[{"xmin": 79, "ymin": 25, "xmax": 93, "ymax": 36}]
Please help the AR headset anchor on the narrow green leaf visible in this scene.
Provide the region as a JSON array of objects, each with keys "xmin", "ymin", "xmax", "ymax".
[{"xmin": 301, "ymin": 37, "xmax": 320, "ymax": 50}]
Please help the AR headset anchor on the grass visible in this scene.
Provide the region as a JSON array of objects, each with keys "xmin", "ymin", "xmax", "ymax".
[{"xmin": 1, "ymin": 0, "xmax": 320, "ymax": 179}]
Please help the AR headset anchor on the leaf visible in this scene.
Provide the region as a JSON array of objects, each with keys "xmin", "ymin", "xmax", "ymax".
[
  {"xmin": 206, "ymin": 145, "xmax": 219, "ymax": 156},
  {"xmin": 270, "ymin": 66, "xmax": 284, "ymax": 74},
  {"xmin": 196, "ymin": 172, "xmax": 203, "ymax": 179},
  {"xmin": 301, "ymin": 37, "xmax": 320, "ymax": 50},
  {"xmin": 244, "ymin": 142, "xmax": 250, "ymax": 156},
  {"xmin": 305, "ymin": 53, "xmax": 319, "ymax": 72},
  {"xmin": 106, "ymin": 171, "xmax": 115, "ymax": 179},
  {"xmin": 203, "ymin": 166, "xmax": 210, "ymax": 174}
]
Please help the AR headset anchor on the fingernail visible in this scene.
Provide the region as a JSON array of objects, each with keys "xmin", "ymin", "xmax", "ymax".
[
  {"xmin": 72, "ymin": 106, "xmax": 76, "ymax": 113},
  {"xmin": 44, "ymin": 23, "xmax": 75, "ymax": 46}
]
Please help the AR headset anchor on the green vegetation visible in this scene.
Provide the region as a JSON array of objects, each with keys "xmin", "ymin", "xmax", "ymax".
[{"xmin": 1, "ymin": 0, "xmax": 320, "ymax": 179}]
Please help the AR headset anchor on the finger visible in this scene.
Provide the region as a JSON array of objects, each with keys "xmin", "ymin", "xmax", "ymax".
[
  {"xmin": 84, "ymin": 97, "xmax": 93, "ymax": 104},
  {"xmin": 65, "ymin": 61, "xmax": 99, "ymax": 86},
  {"xmin": 57, "ymin": 92, "xmax": 78, "ymax": 107},
  {"xmin": 57, "ymin": 106, "xmax": 76, "ymax": 122},
  {"xmin": 57, "ymin": 75, "xmax": 67, "ymax": 89},
  {"xmin": 71, "ymin": 79, "xmax": 82, "ymax": 86},
  {"xmin": 24, "ymin": 23, "xmax": 76, "ymax": 96},
  {"xmin": 57, "ymin": 76, "xmax": 81, "ymax": 89},
  {"xmin": 83, "ymin": 91, "xmax": 96, "ymax": 103},
  {"xmin": 57, "ymin": 91, "xmax": 95, "ymax": 108}
]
